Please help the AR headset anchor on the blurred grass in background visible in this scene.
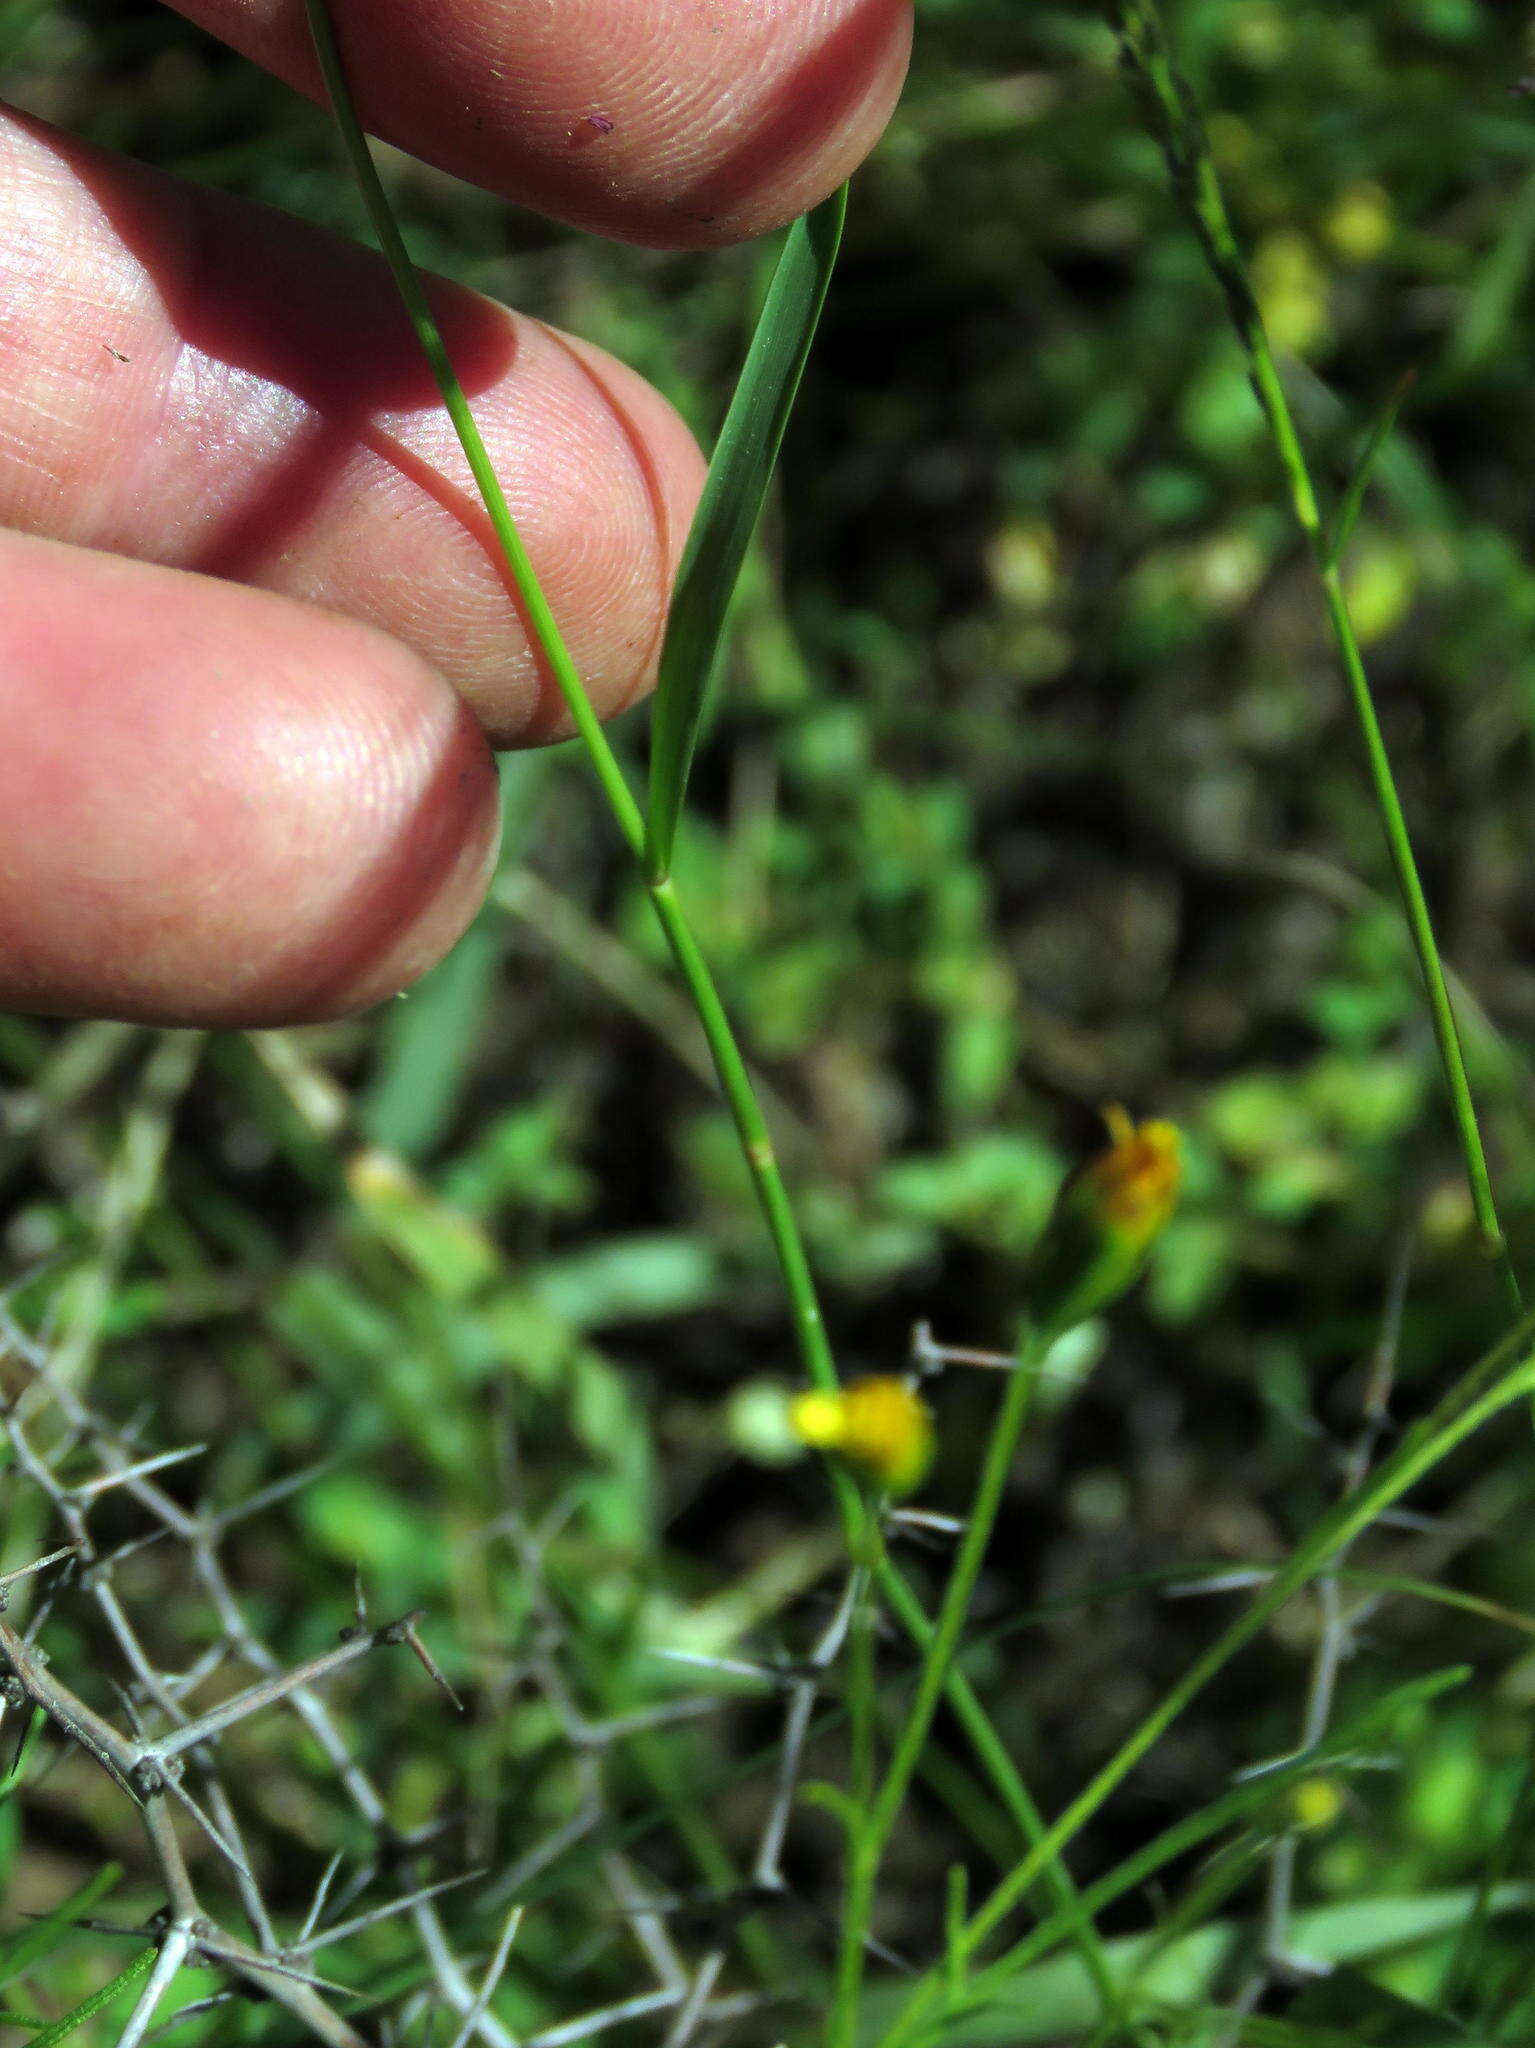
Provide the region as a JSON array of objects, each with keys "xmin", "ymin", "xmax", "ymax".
[{"xmin": 9, "ymin": 0, "xmax": 1535, "ymax": 2038}]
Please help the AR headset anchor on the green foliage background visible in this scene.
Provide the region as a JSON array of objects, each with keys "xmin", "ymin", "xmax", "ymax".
[{"xmin": 8, "ymin": 0, "xmax": 1535, "ymax": 2039}]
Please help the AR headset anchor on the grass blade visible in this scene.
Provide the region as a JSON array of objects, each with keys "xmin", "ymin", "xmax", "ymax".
[
  {"xmin": 882, "ymin": 1888, "xmax": 1527, "ymax": 2048},
  {"xmin": 1325, "ymin": 369, "xmax": 1416, "ymax": 570},
  {"xmin": 874, "ymin": 1302, "xmax": 1535, "ymax": 2046},
  {"xmin": 644, "ymin": 187, "xmax": 847, "ymax": 883},
  {"xmin": 24, "ymin": 1945, "xmax": 158, "ymax": 2048},
  {"xmin": 1112, "ymin": 0, "xmax": 1516, "ymax": 1306},
  {"xmin": 964, "ymin": 1667, "xmax": 1469, "ymax": 2017},
  {"xmin": 0, "ymin": 1868, "xmax": 123, "ymax": 1995},
  {"xmin": 303, "ymin": 0, "xmax": 854, "ymax": 1438}
]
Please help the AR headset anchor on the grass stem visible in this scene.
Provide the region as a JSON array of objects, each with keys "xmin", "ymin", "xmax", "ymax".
[
  {"xmin": 827, "ymin": 1352, "xmax": 1039, "ymax": 2045},
  {"xmin": 874, "ymin": 1303, "xmax": 1535, "ymax": 2048},
  {"xmin": 302, "ymin": 0, "xmax": 841, "ymax": 1404},
  {"xmin": 1112, "ymin": 0, "xmax": 1519, "ymax": 1312}
]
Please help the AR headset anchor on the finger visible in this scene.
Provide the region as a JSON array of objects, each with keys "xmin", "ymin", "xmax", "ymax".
[
  {"xmin": 166, "ymin": 0, "xmax": 912, "ymax": 249},
  {"xmin": 0, "ymin": 109, "xmax": 705, "ymax": 748},
  {"xmin": 0, "ymin": 530, "xmax": 502, "ymax": 1028}
]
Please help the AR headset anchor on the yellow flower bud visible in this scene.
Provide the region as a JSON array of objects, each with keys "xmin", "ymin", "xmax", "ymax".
[
  {"xmin": 1082, "ymin": 1105, "xmax": 1183, "ymax": 1250},
  {"xmin": 1026, "ymin": 1107, "xmax": 1183, "ymax": 1338},
  {"xmin": 789, "ymin": 1377, "xmax": 934, "ymax": 1496}
]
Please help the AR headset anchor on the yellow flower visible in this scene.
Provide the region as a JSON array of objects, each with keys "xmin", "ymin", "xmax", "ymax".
[
  {"xmin": 1081, "ymin": 1105, "xmax": 1183, "ymax": 1247},
  {"xmin": 1027, "ymin": 1107, "xmax": 1183, "ymax": 1338},
  {"xmin": 789, "ymin": 1377, "xmax": 934, "ymax": 1495},
  {"xmin": 1288, "ymin": 1775, "xmax": 1345, "ymax": 1834}
]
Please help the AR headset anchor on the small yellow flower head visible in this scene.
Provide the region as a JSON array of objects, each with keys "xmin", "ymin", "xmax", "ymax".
[
  {"xmin": 1082, "ymin": 1106, "xmax": 1183, "ymax": 1252},
  {"xmin": 789, "ymin": 1377, "xmax": 934, "ymax": 1496},
  {"xmin": 1027, "ymin": 1107, "xmax": 1183, "ymax": 1339},
  {"xmin": 1288, "ymin": 1775, "xmax": 1345, "ymax": 1835}
]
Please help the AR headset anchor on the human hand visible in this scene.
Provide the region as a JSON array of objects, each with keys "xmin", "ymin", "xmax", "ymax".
[{"xmin": 0, "ymin": 0, "xmax": 909, "ymax": 1025}]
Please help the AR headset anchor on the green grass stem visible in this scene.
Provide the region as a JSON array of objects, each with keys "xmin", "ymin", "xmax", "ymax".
[
  {"xmin": 876, "ymin": 1560, "xmax": 1123, "ymax": 2024},
  {"xmin": 303, "ymin": 14, "xmax": 1121, "ymax": 2027},
  {"xmin": 874, "ymin": 1300, "xmax": 1535, "ymax": 2046},
  {"xmin": 1112, "ymin": 0, "xmax": 1518, "ymax": 1311},
  {"xmin": 302, "ymin": 0, "xmax": 843, "ymax": 1401},
  {"xmin": 828, "ymin": 1353, "xmax": 1040, "ymax": 2045}
]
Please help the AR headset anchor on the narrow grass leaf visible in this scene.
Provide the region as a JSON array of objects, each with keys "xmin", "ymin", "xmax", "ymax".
[
  {"xmin": 23, "ymin": 1946, "xmax": 158, "ymax": 2048},
  {"xmin": 1325, "ymin": 369, "xmax": 1416, "ymax": 569},
  {"xmin": 360, "ymin": 916, "xmax": 508, "ymax": 1161},
  {"xmin": 1284, "ymin": 1967, "xmax": 1471, "ymax": 2043},
  {"xmin": 1440, "ymin": 161, "xmax": 1535, "ymax": 387},
  {"xmin": 304, "ymin": 0, "xmax": 853, "ymax": 1425},
  {"xmin": 877, "ymin": 1299, "xmax": 1535, "ymax": 2048},
  {"xmin": 1440, "ymin": 1734, "xmax": 1535, "ymax": 2018},
  {"xmin": 869, "ymin": 1887, "xmax": 1531, "ymax": 2048},
  {"xmin": 0, "ymin": 1867, "xmax": 123, "ymax": 1993},
  {"xmin": 1113, "ymin": 0, "xmax": 1513, "ymax": 1297},
  {"xmin": 962, "ymin": 1667, "xmax": 1468, "ymax": 2020},
  {"xmin": 303, "ymin": 0, "xmax": 646, "ymax": 856},
  {"xmin": 644, "ymin": 187, "xmax": 847, "ymax": 882},
  {"xmin": 0, "ymin": 0, "xmax": 51, "ymax": 67}
]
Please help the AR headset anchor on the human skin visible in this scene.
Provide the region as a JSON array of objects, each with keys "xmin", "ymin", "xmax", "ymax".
[{"xmin": 0, "ymin": 0, "xmax": 911, "ymax": 1024}]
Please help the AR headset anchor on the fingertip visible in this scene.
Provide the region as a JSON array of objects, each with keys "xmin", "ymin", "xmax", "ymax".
[
  {"xmin": 167, "ymin": 0, "xmax": 913, "ymax": 248},
  {"xmin": 0, "ymin": 109, "xmax": 708, "ymax": 749},
  {"xmin": 0, "ymin": 533, "xmax": 503, "ymax": 1027}
]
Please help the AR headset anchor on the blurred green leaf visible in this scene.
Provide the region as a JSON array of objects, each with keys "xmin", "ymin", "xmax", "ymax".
[
  {"xmin": 360, "ymin": 916, "xmax": 508, "ymax": 1161},
  {"xmin": 531, "ymin": 1234, "xmax": 721, "ymax": 1327}
]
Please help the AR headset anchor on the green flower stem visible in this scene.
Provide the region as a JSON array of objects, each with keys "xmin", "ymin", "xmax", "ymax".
[
  {"xmin": 848, "ymin": 1545, "xmax": 881, "ymax": 1825},
  {"xmin": 875, "ymin": 1558, "xmax": 1123, "ymax": 2023},
  {"xmin": 827, "ymin": 1350, "xmax": 1040, "ymax": 2047},
  {"xmin": 645, "ymin": 876, "xmax": 839, "ymax": 1393},
  {"xmin": 1113, "ymin": 0, "xmax": 1517, "ymax": 1310},
  {"xmin": 303, "ymin": 0, "xmax": 842, "ymax": 1405},
  {"xmin": 303, "ymin": 0, "xmax": 643, "ymax": 861},
  {"xmin": 874, "ymin": 1304, "xmax": 1535, "ymax": 2048},
  {"xmin": 304, "ymin": 17, "xmax": 1095, "ymax": 2017}
]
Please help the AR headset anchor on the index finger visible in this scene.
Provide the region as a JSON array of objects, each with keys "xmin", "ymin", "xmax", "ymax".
[{"xmin": 164, "ymin": 0, "xmax": 912, "ymax": 249}]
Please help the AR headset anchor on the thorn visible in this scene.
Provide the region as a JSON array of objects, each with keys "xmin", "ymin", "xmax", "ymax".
[
  {"xmin": 0, "ymin": 1544, "xmax": 81, "ymax": 1593},
  {"xmin": 69, "ymin": 1442, "xmax": 206, "ymax": 1502},
  {"xmin": 401, "ymin": 1621, "xmax": 463, "ymax": 1712},
  {"xmin": 648, "ymin": 1648, "xmax": 782, "ymax": 1687},
  {"xmin": 1162, "ymin": 1568, "xmax": 1273, "ymax": 1599},
  {"xmin": 289, "ymin": 1870, "xmax": 483, "ymax": 1957},
  {"xmin": 885, "ymin": 1508, "xmax": 966, "ymax": 1538}
]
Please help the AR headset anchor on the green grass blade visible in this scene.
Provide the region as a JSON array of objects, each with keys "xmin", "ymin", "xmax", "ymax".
[
  {"xmin": 644, "ymin": 188, "xmax": 846, "ymax": 883},
  {"xmin": 23, "ymin": 1946, "xmax": 158, "ymax": 2048},
  {"xmin": 1439, "ymin": 1736, "xmax": 1535, "ymax": 2019},
  {"xmin": 1440, "ymin": 161, "xmax": 1535, "ymax": 388},
  {"xmin": 302, "ymin": 0, "xmax": 645, "ymax": 860},
  {"xmin": 360, "ymin": 914, "xmax": 508, "ymax": 1160},
  {"xmin": 303, "ymin": 0, "xmax": 853, "ymax": 1434},
  {"xmin": 964, "ymin": 1667, "xmax": 1469, "ymax": 2017},
  {"xmin": 1112, "ymin": 0, "xmax": 1516, "ymax": 1304},
  {"xmin": 1325, "ymin": 369, "xmax": 1416, "ymax": 570},
  {"xmin": 0, "ymin": 0, "xmax": 50, "ymax": 66},
  {"xmin": 861, "ymin": 1888, "xmax": 1530, "ymax": 2048},
  {"xmin": 875, "ymin": 1303, "xmax": 1535, "ymax": 2047},
  {"xmin": 0, "ymin": 1867, "xmax": 123, "ymax": 1994}
]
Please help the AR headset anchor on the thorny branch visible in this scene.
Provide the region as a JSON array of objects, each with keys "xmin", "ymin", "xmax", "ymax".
[{"xmin": 0, "ymin": 1313, "xmax": 789, "ymax": 2047}]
